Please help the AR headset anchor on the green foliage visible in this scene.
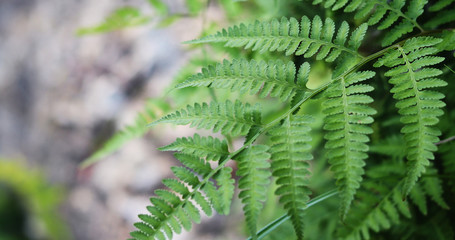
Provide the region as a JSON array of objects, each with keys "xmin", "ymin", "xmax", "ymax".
[
  {"xmin": 429, "ymin": 0, "xmax": 455, "ymax": 11},
  {"xmin": 81, "ymin": 1, "xmax": 455, "ymax": 239},
  {"xmin": 77, "ymin": 7, "xmax": 151, "ymax": 35},
  {"xmin": 147, "ymin": 0, "xmax": 168, "ymax": 15},
  {"xmin": 339, "ymin": 163, "xmax": 448, "ymax": 240},
  {"xmin": 130, "ymin": 151, "xmax": 235, "ymax": 240},
  {"xmin": 375, "ymin": 36, "xmax": 447, "ymax": 197},
  {"xmin": 176, "ymin": 59, "xmax": 310, "ymax": 102},
  {"xmin": 310, "ymin": 0, "xmax": 427, "ymax": 46},
  {"xmin": 186, "ymin": 16, "xmax": 366, "ymax": 59},
  {"xmin": 267, "ymin": 115, "xmax": 314, "ymax": 239},
  {"xmin": 323, "ymin": 70, "xmax": 376, "ymax": 219},
  {"xmin": 235, "ymin": 145, "xmax": 272, "ymax": 239},
  {"xmin": 151, "ymin": 100, "xmax": 263, "ymax": 136},
  {"xmin": 424, "ymin": 9, "xmax": 455, "ymax": 29},
  {"xmin": 0, "ymin": 160, "xmax": 70, "ymax": 240},
  {"xmin": 158, "ymin": 134, "xmax": 229, "ymax": 161},
  {"xmin": 81, "ymin": 99, "xmax": 171, "ymax": 168}
]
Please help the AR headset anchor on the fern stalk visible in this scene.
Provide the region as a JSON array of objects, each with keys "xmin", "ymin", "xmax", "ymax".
[{"xmin": 248, "ymin": 189, "xmax": 339, "ymax": 240}]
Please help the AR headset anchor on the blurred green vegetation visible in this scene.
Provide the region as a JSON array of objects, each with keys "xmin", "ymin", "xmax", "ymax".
[{"xmin": 0, "ymin": 160, "xmax": 70, "ymax": 240}]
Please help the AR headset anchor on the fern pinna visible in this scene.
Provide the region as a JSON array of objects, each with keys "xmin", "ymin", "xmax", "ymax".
[
  {"xmin": 311, "ymin": 0, "xmax": 427, "ymax": 46},
  {"xmin": 268, "ymin": 115, "xmax": 314, "ymax": 239},
  {"xmin": 375, "ymin": 36, "xmax": 447, "ymax": 197},
  {"xmin": 322, "ymin": 70, "xmax": 376, "ymax": 219},
  {"xmin": 128, "ymin": 0, "xmax": 454, "ymax": 239}
]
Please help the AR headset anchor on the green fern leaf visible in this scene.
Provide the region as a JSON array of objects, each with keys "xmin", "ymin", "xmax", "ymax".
[
  {"xmin": 429, "ymin": 0, "xmax": 455, "ymax": 11},
  {"xmin": 340, "ymin": 163, "xmax": 449, "ymax": 239},
  {"xmin": 435, "ymin": 30, "xmax": 455, "ymax": 52},
  {"xmin": 159, "ymin": 134, "xmax": 229, "ymax": 161},
  {"xmin": 151, "ymin": 100, "xmax": 262, "ymax": 136},
  {"xmin": 81, "ymin": 99, "xmax": 170, "ymax": 168},
  {"xmin": 422, "ymin": 167, "xmax": 450, "ymax": 209},
  {"xmin": 339, "ymin": 181, "xmax": 411, "ymax": 240},
  {"xmin": 322, "ymin": 70, "xmax": 377, "ymax": 219},
  {"xmin": 267, "ymin": 115, "xmax": 314, "ymax": 240},
  {"xmin": 176, "ymin": 153, "xmax": 235, "ymax": 215},
  {"xmin": 185, "ymin": 16, "xmax": 365, "ymax": 61},
  {"xmin": 176, "ymin": 59, "xmax": 310, "ymax": 102},
  {"xmin": 77, "ymin": 7, "xmax": 151, "ymax": 35},
  {"xmin": 369, "ymin": 135, "xmax": 406, "ymax": 160},
  {"xmin": 375, "ymin": 36, "xmax": 447, "ymax": 197},
  {"xmin": 409, "ymin": 182, "xmax": 427, "ymax": 214},
  {"xmin": 311, "ymin": 0, "xmax": 427, "ymax": 46},
  {"xmin": 130, "ymin": 148, "xmax": 236, "ymax": 239},
  {"xmin": 424, "ymin": 9, "xmax": 455, "ymax": 29},
  {"xmin": 234, "ymin": 145, "xmax": 271, "ymax": 239},
  {"xmin": 212, "ymin": 167, "xmax": 236, "ymax": 215}
]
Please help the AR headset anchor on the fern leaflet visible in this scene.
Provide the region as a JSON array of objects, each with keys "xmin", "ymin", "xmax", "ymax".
[
  {"xmin": 429, "ymin": 0, "xmax": 455, "ymax": 11},
  {"xmin": 185, "ymin": 16, "xmax": 366, "ymax": 61},
  {"xmin": 267, "ymin": 115, "xmax": 314, "ymax": 240},
  {"xmin": 203, "ymin": 166, "xmax": 236, "ymax": 215},
  {"xmin": 130, "ymin": 151, "xmax": 235, "ymax": 240},
  {"xmin": 81, "ymin": 99, "xmax": 170, "ymax": 168},
  {"xmin": 234, "ymin": 145, "xmax": 271, "ymax": 239},
  {"xmin": 375, "ymin": 36, "xmax": 447, "ymax": 197},
  {"xmin": 322, "ymin": 70, "xmax": 377, "ymax": 219},
  {"xmin": 422, "ymin": 167, "xmax": 450, "ymax": 209},
  {"xmin": 424, "ymin": 9, "xmax": 455, "ymax": 29},
  {"xmin": 339, "ymin": 181, "xmax": 411, "ymax": 240},
  {"xmin": 151, "ymin": 100, "xmax": 262, "ymax": 136},
  {"xmin": 311, "ymin": 0, "xmax": 427, "ymax": 46},
  {"xmin": 176, "ymin": 59, "xmax": 310, "ymax": 102},
  {"xmin": 159, "ymin": 134, "xmax": 229, "ymax": 161},
  {"xmin": 339, "ymin": 163, "xmax": 448, "ymax": 240}
]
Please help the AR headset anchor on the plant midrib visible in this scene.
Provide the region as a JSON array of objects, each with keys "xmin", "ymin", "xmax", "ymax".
[
  {"xmin": 201, "ymin": 35, "xmax": 362, "ymax": 57},
  {"xmin": 397, "ymin": 46, "xmax": 425, "ymax": 195}
]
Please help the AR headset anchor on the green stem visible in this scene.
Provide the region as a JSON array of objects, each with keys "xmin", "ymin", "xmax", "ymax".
[{"xmin": 247, "ymin": 189, "xmax": 339, "ymax": 240}]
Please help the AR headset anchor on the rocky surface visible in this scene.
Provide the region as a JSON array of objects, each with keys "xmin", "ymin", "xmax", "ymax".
[{"xmin": 0, "ymin": 1, "xmax": 242, "ymax": 239}]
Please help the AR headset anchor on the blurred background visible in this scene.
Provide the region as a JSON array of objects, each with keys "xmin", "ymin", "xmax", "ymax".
[
  {"xmin": 0, "ymin": 0, "xmax": 231, "ymax": 239},
  {"xmin": 0, "ymin": 0, "xmax": 310, "ymax": 239}
]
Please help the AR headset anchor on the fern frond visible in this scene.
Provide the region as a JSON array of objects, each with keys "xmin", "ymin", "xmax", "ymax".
[
  {"xmin": 436, "ymin": 30, "xmax": 455, "ymax": 53},
  {"xmin": 234, "ymin": 145, "xmax": 271, "ymax": 239},
  {"xmin": 409, "ymin": 166, "xmax": 449, "ymax": 214},
  {"xmin": 322, "ymin": 70, "xmax": 377, "ymax": 219},
  {"xmin": 267, "ymin": 115, "xmax": 314, "ymax": 240},
  {"xmin": 185, "ymin": 16, "xmax": 366, "ymax": 61},
  {"xmin": 311, "ymin": 0, "xmax": 427, "ymax": 46},
  {"xmin": 422, "ymin": 167, "xmax": 450, "ymax": 209},
  {"xmin": 339, "ymin": 163, "xmax": 449, "ymax": 239},
  {"xmin": 178, "ymin": 153, "xmax": 235, "ymax": 215},
  {"xmin": 429, "ymin": 0, "xmax": 455, "ymax": 11},
  {"xmin": 369, "ymin": 135, "xmax": 406, "ymax": 160},
  {"xmin": 424, "ymin": 9, "xmax": 455, "ymax": 29},
  {"xmin": 159, "ymin": 134, "xmax": 229, "ymax": 161},
  {"xmin": 81, "ymin": 99, "xmax": 170, "ymax": 168},
  {"xmin": 204, "ymin": 166, "xmax": 236, "ymax": 215},
  {"xmin": 374, "ymin": 36, "xmax": 446, "ymax": 197},
  {"xmin": 339, "ymin": 181, "xmax": 411, "ymax": 240},
  {"xmin": 130, "ymin": 151, "xmax": 235, "ymax": 239},
  {"xmin": 151, "ymin": 100, "xmax": 262, "ymax": 136},
  {"xmin": 176, "ymin": 59, "xmax": 311, "ymax": 102}
]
